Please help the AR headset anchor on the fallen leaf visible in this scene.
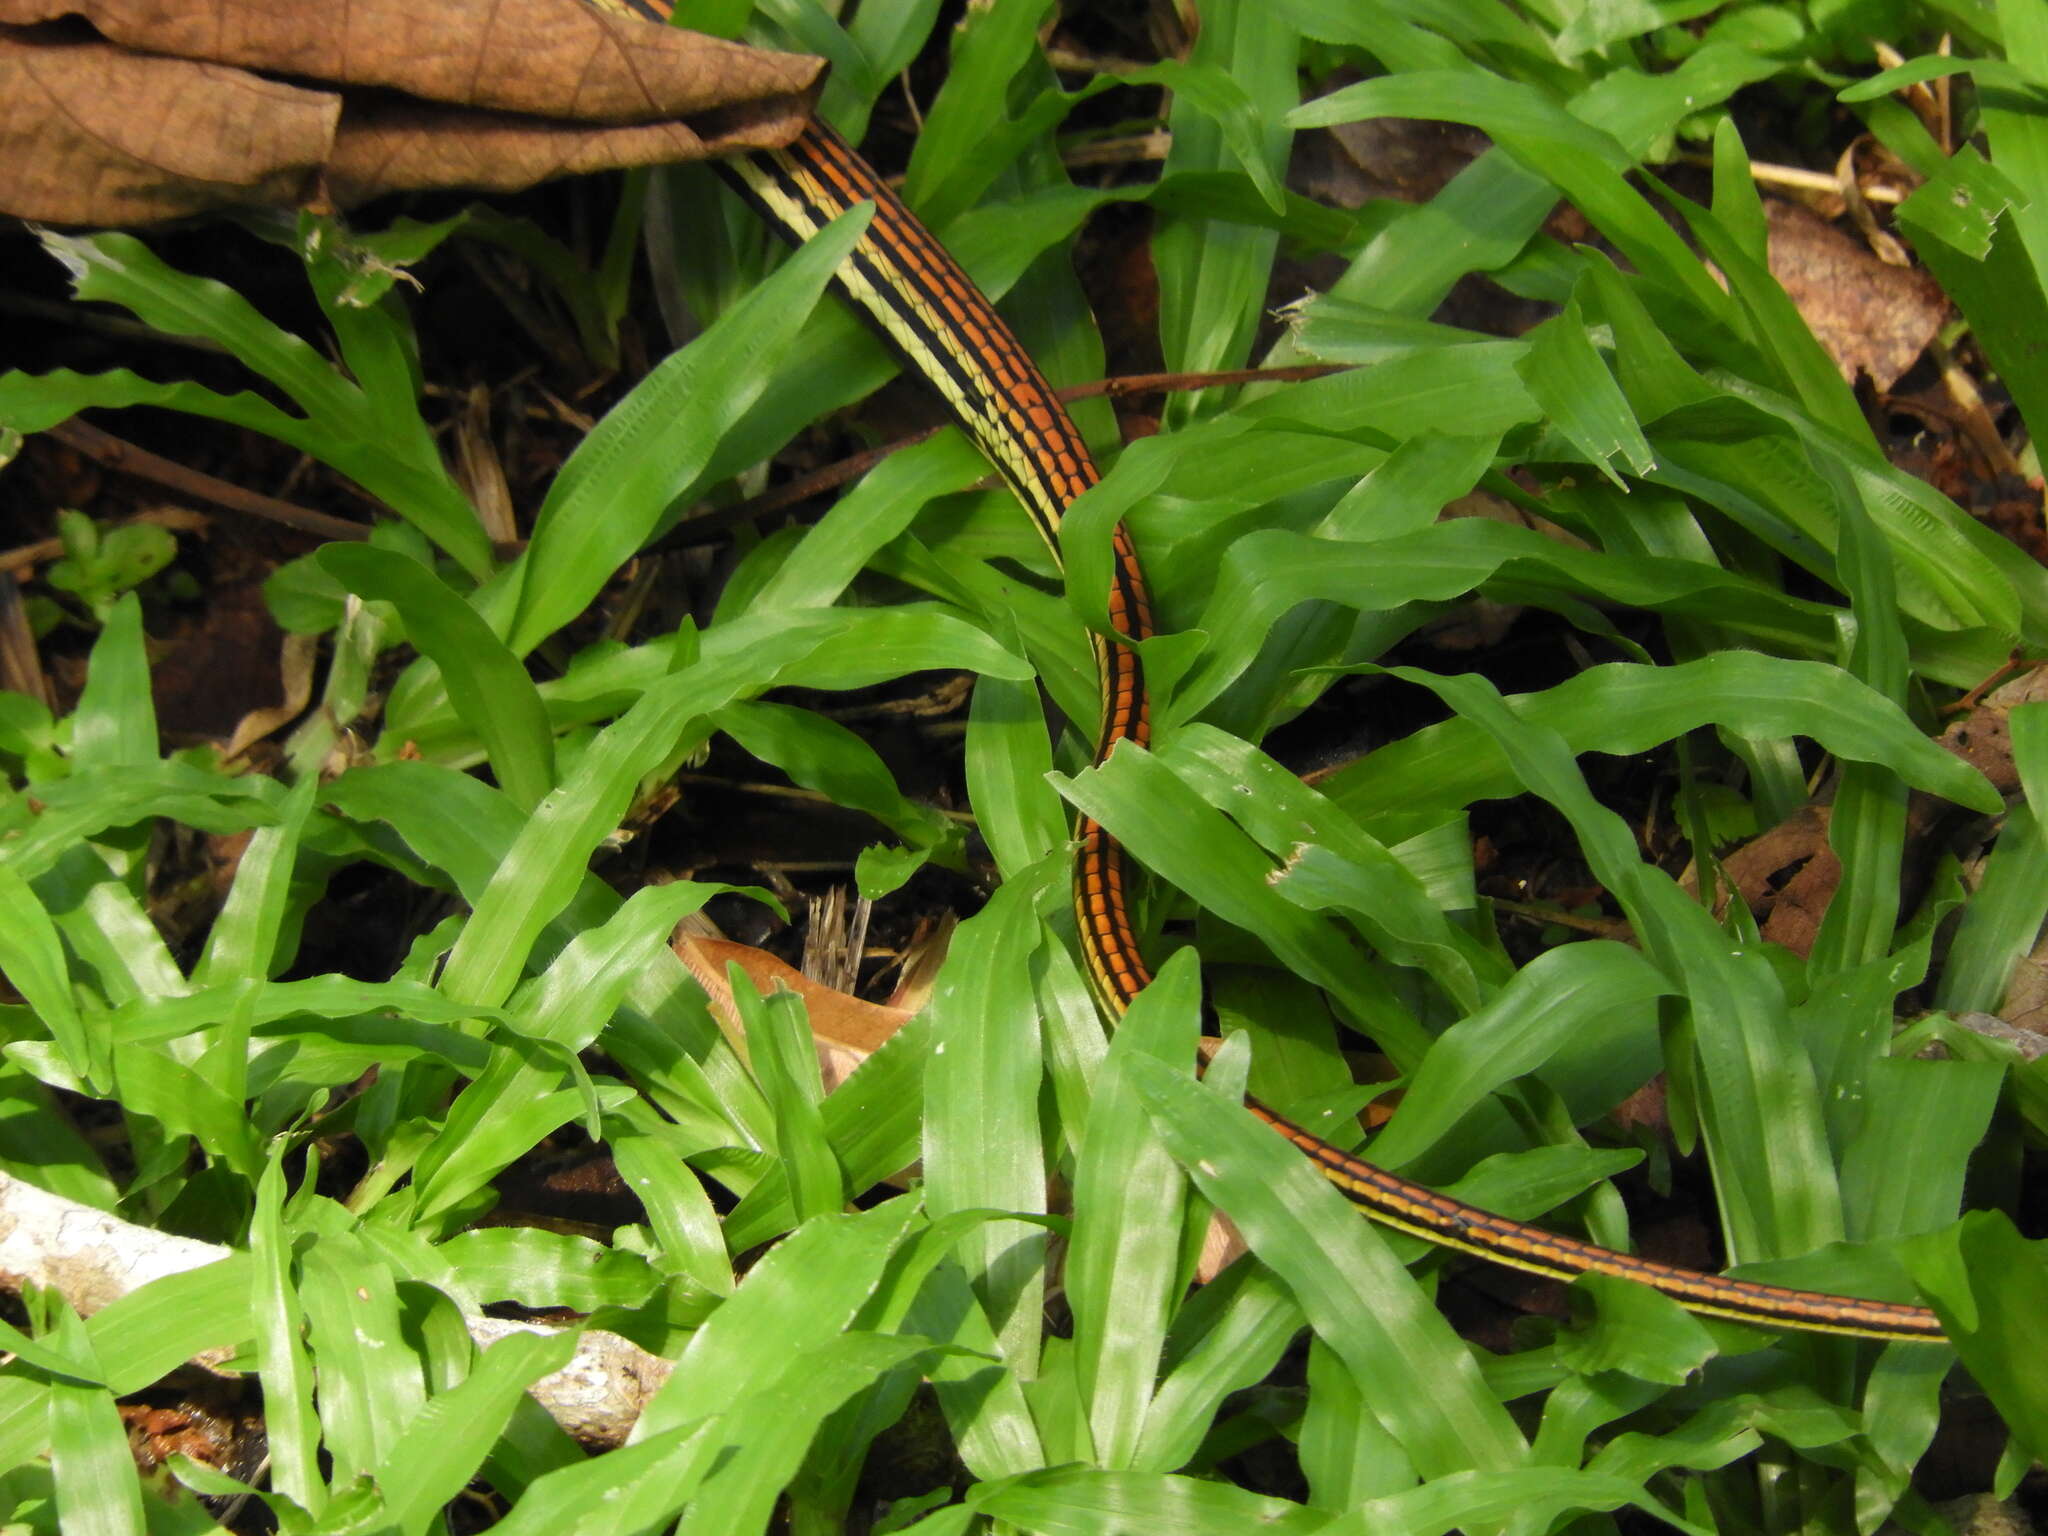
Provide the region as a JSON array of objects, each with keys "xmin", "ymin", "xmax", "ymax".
[
  {"xmin": 0, "ymin": 0, "xmax": 821, "ymax": 224},
  {"xmin": 1766, "ymin": 199, "xmax": 1948, "ymax": 391},
  {"xmin": 1705, "ymin": 803, "xmax": 1838, "ymax": 959},
  {"xmin": 1, "ymin": 28, "xmax": 338, "ymax": 224},
  {"xmin": 676, "ymin": 935, "xmax": 917, "ymax": 1095},
  {"xmin": 222, "ymin": 630, "xmax": 317, "ymax": 762}
]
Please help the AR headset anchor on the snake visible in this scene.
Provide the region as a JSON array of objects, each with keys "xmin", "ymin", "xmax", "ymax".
[{"xmin": 610, "ymin": 8, "xmax": 1945, "ymax": 1342}]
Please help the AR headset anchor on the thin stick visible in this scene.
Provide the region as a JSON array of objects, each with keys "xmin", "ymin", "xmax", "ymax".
[{"xmin": 49, "ymin": 421, "xmax": 371, "ymax": 544}]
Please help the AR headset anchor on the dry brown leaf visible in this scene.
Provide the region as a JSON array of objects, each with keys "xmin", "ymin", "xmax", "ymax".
[
  {"xmin": 1, "ymin": 0, "xmax": 802, "ymax": 121},
  {"xmin": 221, "ymin": 630, "xmax": 317, "ymax": 762},
  {"xmin": 675, "ymin": 935, "xmax": 917, "ymax": 1095},
  {"xmin": 0, "ymin": 0, "xmax": 821, "ymax": 225},
  {"xmin": 1766, "ymin": 199, "xmax": 1948, "ymax": 391},
  {"xmin": 1707, "ymin": 803, "xmax": 1839, "ymax": 959},
  {"xmin": 2, "ymin": 29, "xmax": 339, "ymax": 223}
]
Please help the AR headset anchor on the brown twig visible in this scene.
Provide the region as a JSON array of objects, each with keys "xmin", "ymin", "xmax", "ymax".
[
  {"xmin": 1062, "ymin": 362, "xmax": 1347, "ymax": 401},
  {"xmin": 1941, "ymin": 649, "xmax": 2036, "ymax": 714},
  {"xmin": 48, "ymin": 420, "xmax": 371, "ymax": 544},
  {"xmin": 0, "ymin": 506, "xmax": 210, "ymax": 579}
]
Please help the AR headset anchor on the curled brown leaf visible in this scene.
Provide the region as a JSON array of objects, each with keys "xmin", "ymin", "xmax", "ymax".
[{"xmin": 0, "ymin": 0, "xmax": 822, "ymax": 224}]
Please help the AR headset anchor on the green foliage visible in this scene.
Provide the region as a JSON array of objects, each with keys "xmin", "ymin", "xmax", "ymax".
[
  {"xmin": 1, "ymin": 0, "xmax": 2046, "ymax": 1530},
  {"xmin": 39, "ymin": 511, "xmax": 178, "ymax": 628}
]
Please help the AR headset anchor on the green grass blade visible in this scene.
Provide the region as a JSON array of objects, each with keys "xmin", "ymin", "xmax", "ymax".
[
  {"xmin": 300, "ymin": 1233, "xmax": 427, "ymax": 1487},
  {"xmin": 966, "ymin": 675, "xmax": 1064, "ymax": 882},
  {"xmin": 70, "ymin": 596, "xmax": 154, "ymax": 770},
  {"xmin": 483, "ymin": 1423, "xmax": 716, "ymax": 1536},
  {"xmin": 731, "ymin": 974, "xmax": 844, "ymax": 1228},
  {"xmin": 107, "ymin": 1042, "xmax": 258, "ymax": 1178},
  {"xmin": 1322, "ymin": 653, "xmax": 1998, "ymax": 845},
  {"xmin": 1067, "ymin": 949, "xmax": 1201, "ymax": 1467},
  {"xmin": 377, "ymin": 1327, "xmax": 578, "ymax": 1536},
  {"xmin": 1514, "ymin": 286, "xmax": 1656, "ymax": 488},
  {"xmin": 318, "ymin": 544, "xmax": 555, "ymax": 811},
  {"xmin": 1939, "ymin": 702, "xmax": 2048, "ymax": 1011},
  {"xmin": 436, "ymin": 1228, "xmax": 658, "ymax": 1313},
  {"xmin": 716, "ymin": 701, "xmax": 953, "ymax": 851},
  {"xmin": 26, "ymin": 233, "xmax": 488, "ymax": 577},
  {"xmin": 724, "ymin": 1011, "xmax": 935, "ymax": 1250},
  {"xmin": 1132, "ymin": 1262, "xmax": 1303, "ymax": 1473},
  {"xmin": 48, "ymin": 1372, "xmax": 142, "ymax": 1536},
  {"xmin": 1152, "ymin": 1, "xmax": 1293, "ymax": 429},
  {"xmin": 899, "ymin": 0, "xmax": 1053, "ymax": 224},
  {"xmin": 508, "ymin": 205, "xmax": 872, "ymax": 657},
  {"xmin": 250, "ymin": 1154, "xmax": 323, "ymax": 1515},
  {"xmin": 1903, "ymin": 1212, "xmax": 2048, "ymax": 1465},
  {"xmin": 433, "ymin": 620, "xmax": 828, "ymax": 1009},
  {"xmin": 677, "ymin": 1333, "xmax": 942, "ymax": 1536},
  {"xmin": 1057, "ymin": 742, "xmax": 1432, "ymax": 1068},
  {"xmin": 750, "ymin": 433, "xmax": 984, "ymax": 614},
  {"xmin": 1313, "ymin": 1465, "xmax": 1701, "ymax": 1536},
  {"xmin": 970, "ymin": 1465, "xmax": 1323, "ymax": 1534},
  {"xmin": 1381, "ymin": 664, "xmax": 1841, "ymax": 1261},
  {"xmin": 195, "ymin": 775, "xmax": 317, "ymax": 987},
  {"xmin": 1557, "ymin": 1273, "xmax": 1717, "ymax": 1385},
  {"xmin": 0, "ymin": 865, "xmax": 95, "ymax": 1086},
  {"xmin": 0, "ymin": 764, "xmax": 282, "ymax": 882},
  {"xmin": 922, "ymin": 864, "xmax": 1056, "ymax": 1371},
  {"xmin": 1301, "ymin": 1336, "xmax": 1408, "ymax": 1505},
  {"xmin": 1126, "ymin": 1055, "xmax": 1528, "ymax": 1477},
  {"xmin": 638, "ymin": 1200, "xmax": 919, "ymax": 1439},
  {"xmin": 1838, "ymin": 1058, "xmax": 2001, "ymax": 1243},
  {"xmin": 1363, "ymin": 941, "xmax": 1669, "ymax": 1169},
  {"xmin": 84, "ymin": 1257, "xmax": 253, "ymax": 1396}
]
